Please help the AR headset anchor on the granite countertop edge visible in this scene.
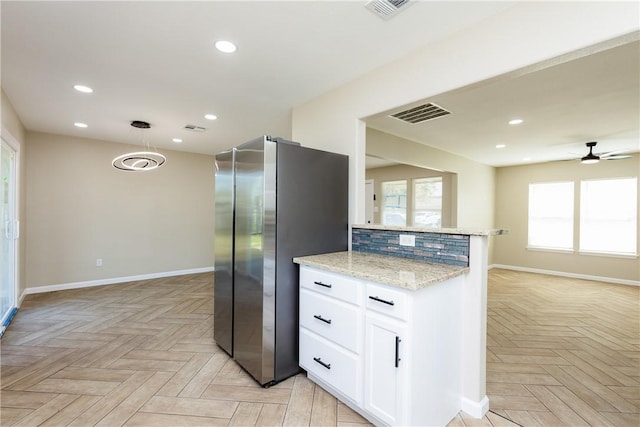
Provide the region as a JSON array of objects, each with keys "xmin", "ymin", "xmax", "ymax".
[
  {"xmin": 352, "ymin": 224, "xmax": 509, "ymax": 236},
  {"xmin": 294, "ymin": 251, "xmax": 469, "ymax": 291}
]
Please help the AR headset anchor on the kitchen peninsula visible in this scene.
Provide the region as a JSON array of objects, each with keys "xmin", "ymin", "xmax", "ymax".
[{"xmin": 294, "ymin": 224, "xmax": 507, "ymax": 426}]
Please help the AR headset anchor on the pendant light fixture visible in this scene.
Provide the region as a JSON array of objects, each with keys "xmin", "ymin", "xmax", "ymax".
[{"xmin": 112, "ymin": 121, "xmax": 166, "ymax": 171}]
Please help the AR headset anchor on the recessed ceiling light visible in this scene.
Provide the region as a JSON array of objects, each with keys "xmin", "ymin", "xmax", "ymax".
[
  {"xmin": 204, "ymin": 114, "xmax": 218, "ymax": 120},
  {"xmin": 172, "ymin": 138, "xmax": 183, "ymax": 143},
  {"xmin": 74, "ymin": 122, "xmax": 88, "ymax": 128},
  {"xmin": 508, "ymin": 119, "xmax": 523, "ymax": 125},
  {"xmin": 523, "ymin": 157, "xmax": 532, "ymax": 161},
  {"xmin": 496, "ymin": 144, "xmax": 506, "ymax": 149},
  {"xmin": 73, "ymin": 84, "xmax": 93, "ymax": 93},
  {"xmin": 215, "ymin": 40, "xmax": 237, "ymax": 53}
]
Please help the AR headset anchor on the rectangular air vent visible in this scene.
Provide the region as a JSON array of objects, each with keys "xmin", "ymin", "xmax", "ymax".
[
  {"xmin": 390, "ymin": 103, "xmax": 451, "ymax": 124},
  {"xmin": 365, "ymin": 0, "xmax": 412, "ymax": 20},
  {"xmin": 184, "ymin": 124, "xmax": 206, "ymax": 132}
]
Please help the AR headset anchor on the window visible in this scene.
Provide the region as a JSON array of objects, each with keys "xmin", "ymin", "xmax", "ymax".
[
  {"xmin": 381, "ymin": 180, "xmax": 407, "ymax": 226},
  {"xmin": 580, "ymin": 177, "xmax": 637, "ymax": 255},
  {"xmin": 528, "ymin": 181, "xmax": 574, "ymax": 250},
  {"xmin": 413, "ymin": 177, "xmax": 442, "ymax": 227}
]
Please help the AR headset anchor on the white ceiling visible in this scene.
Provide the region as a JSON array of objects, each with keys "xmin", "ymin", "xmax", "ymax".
[
  {"xmin": 366, "ymin": 39, "xmax": 640, "ymax": 167},
  {"xmin": 2, "ymin": 1, "xmax": 638, "ymax": 167}
]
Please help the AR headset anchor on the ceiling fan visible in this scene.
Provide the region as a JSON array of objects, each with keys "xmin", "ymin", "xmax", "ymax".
[{"xmin": 578, "ymin": 141, "xmax": 632, "ymax": 164}]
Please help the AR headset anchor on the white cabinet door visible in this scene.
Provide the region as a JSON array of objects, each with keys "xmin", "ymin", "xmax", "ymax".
[{"xmin": 364, "ymin": 312, "xmax": 407, "ymax": 426}]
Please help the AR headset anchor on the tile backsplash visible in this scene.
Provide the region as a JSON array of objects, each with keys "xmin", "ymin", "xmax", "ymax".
[{"xmin": 351, "ymin": 228, "xmax": 469, "ymax": 267}]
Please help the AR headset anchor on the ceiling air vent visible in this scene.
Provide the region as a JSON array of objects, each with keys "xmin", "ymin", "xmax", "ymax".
[
  {"xmin": 184, "ymin": 124, "xmax": 206, "ymax": 132},
  {"xmin": 390, "ymin": 103, "xmax": 451, "ymax": 124},
  {"xmin": 365, "ymin": 0, "xmax": 412, "ymax": 20}
]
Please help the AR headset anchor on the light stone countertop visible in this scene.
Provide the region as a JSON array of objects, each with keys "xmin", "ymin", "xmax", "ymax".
[
  {"xmin": 352, "ymin": 224, "xmax": 509, "ymax": 236},
  {"xmin": 293, "ymin": 251, "xmax": 469, "ymax": 291}
]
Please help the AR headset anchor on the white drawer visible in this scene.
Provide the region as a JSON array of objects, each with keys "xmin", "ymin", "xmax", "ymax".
[
  {"xmin": 365, "ymin": 282, "xmax": 409, "ymax": 321},
  {"xmin": 300, "ymin": 328, "xmax": 361, "ymax": 403},
  {"xmin": 300, "ymin": 289, "xmax": 361, "ymax": 353},
  {"xmin": 300, "ymin": 266, "xmax": 362, "ymax": 305}
]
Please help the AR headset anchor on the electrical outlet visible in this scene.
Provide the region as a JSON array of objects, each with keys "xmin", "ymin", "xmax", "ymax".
[
  {"xmin": 96, "ymin": 258, "xmax": 103, "ymax": 267},
  {"xmin": 399, "ymin": 234, "xmax": 415, "ymax": 247}
]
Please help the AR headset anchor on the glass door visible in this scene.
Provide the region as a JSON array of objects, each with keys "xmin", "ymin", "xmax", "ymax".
[{"xmin": 1, "ymin": 138, "xmax": 17, "ymax": 336}]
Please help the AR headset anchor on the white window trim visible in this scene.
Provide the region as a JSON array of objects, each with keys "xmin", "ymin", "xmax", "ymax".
[
  {"xmin": 579, "ymin": 176, "xmax": 637, "ymax": 255},
  {"xmin": 528, "ymin": 180, "xmax": 574, "ymax": 251},
  {"xmin": 526, "ymin": 246, "xmax": 575, "ymax": 254},
  {"xmin": 578, "ymin": 250, "xmax": 638, "ymax": 259}
]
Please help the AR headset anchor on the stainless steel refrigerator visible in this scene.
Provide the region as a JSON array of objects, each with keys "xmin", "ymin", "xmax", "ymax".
[{"xmin": 214, "ymin": 135, "xmax": 348, "ymax": 386}]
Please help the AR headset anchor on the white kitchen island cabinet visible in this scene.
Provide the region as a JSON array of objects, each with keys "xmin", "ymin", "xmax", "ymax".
[
  {"xmin": 295, "ymin": 255, "xmax": 467, "ymax": 427},
  {"xmin": 364, "ymin": 311, "xmax": 407, "ymax": 425}
]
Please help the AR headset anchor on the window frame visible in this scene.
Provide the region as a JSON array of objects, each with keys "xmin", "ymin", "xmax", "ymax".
[
  {"xmin": 578, "ymin": 176, "xmax": 638, "ymax": 257},
  {"xmin": 380, "ymin": 179, "xmax": 408, "ymax": 227},
  {"xmin": 412, "ymin": 176, "xmax": 443, "ymax": 228},
  {"xmin": 527, "ymin": 180, "xmax": 575, "ymax": 252}
]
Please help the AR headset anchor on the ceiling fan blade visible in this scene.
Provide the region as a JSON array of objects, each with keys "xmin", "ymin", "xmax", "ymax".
[
  {"xmin": 600, "ymin": 149, "xmax": 631, "ymax": 158},
  {"xmin": 603, "ymin": 155, "xmax": 633, "ymax": 160}
]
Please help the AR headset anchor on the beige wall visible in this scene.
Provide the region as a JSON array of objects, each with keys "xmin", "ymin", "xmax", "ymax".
[
  {"xmin": 494, "ymin": 156, "xmax": 640, "ymax": 282},
  {"xmin": 2, "ymin": 89, "xmax": 26, "ymax": 144},
  {"xmin": 25, "ymin": 131, "xmax": 215, "ymax": 288},
  {"xmin": 366, "ymin": 163, "xmax": 455, "ymax": 227},
  {"xmin": 292, "ymin": 2, "xmax": 638, "ymax": 229},
  {"xmin": 1, "ymin": 89, "xmax": 27, "ymax": 296},
  {"xmin": 367, "ymin": 129, "xmax": 492, "ymax": 229}
]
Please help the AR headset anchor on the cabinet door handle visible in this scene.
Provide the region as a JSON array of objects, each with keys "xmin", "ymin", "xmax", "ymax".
[
  {"xmin": 313, "ymin": 314, "xmax": 332, "ymax": 324},
  {"xmin": 313, "ymin": 357, "xmax": 331, "ymax": 370},
  {"xmin": 395, "ymin": 336, "xmax": 402, "ymax": 368},
  {"xmin": 314, "ymin": 281, "xmax": 332, "ymax": 289},
  {"xmin": 369, "ymin": 295, "xmax": 395, "ymax": 306}
]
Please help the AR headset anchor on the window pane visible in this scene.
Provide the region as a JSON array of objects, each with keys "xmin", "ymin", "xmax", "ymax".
[
  {"xmin": 580, "ymin": 177, "xmax": 637, "ymax": 254},
  {"xmin": 528, "ymin": 182, "xmax": 574, "ymax": 250},
  {"xmin": 413, "ymin": 177, "xmax": 442, "ymax": 227},
  {"xmin": 382, "ymin": 180, "xmax": 407, "ymax": 226}
]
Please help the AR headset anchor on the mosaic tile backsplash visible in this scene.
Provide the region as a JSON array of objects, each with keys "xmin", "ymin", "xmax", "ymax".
[{"xmin": 351, "ymin": 228, "xmax": 469, "ymax": 267}]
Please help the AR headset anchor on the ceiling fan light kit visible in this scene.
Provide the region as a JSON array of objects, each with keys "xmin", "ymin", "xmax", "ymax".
[
  {"xmin": 578, "ymin": 141, "xmax": 632, "ymax": 164},
  {"xmin": 581, "ymin": 142, "xmax": 600, "ymax": 164}
]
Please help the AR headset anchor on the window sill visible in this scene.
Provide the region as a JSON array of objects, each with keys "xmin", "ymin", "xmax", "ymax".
[
  {"xmin": 526, "ymin": 246, "xmax": 574, "ymax": 254},
  {"xmin": 526, "ymin": 246, "xmax": 638, "ymax": 259},
  {"xmin": 578, "ymin": 250, "xmax": 638, "ymax": 259}
]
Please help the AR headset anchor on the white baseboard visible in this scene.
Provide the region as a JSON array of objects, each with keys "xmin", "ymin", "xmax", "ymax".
[
  {"xmin": 20, "ymin": 267, "xmax": 215, "ymax": 301},
  {"xmin": 490, "ymin": 264, "xmax": 639, "ymax": 287},
  {"xmin": 461, "ymin": 395, "xmax": 489, "ymax": 419}
]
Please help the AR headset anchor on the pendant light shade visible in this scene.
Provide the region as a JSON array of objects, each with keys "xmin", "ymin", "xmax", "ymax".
[{"xmin": 113, "ymin": 121, "xmax": 166, "ymax": 171}]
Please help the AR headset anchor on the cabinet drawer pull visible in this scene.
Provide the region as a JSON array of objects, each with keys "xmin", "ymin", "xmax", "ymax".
[
  {"xmin": 369, "ymin": 295, "xmax": 395, "ymax": 306},
  {"xmin": 313, "ymin": 281, "xmax": 332, "ymax": 288},
  {"xmin": 395, "ymin": 336, "xmax": 402, "ymax": 368},
  {"xmin": 313, "ymin": 314, "xmax": 332, "ymax": 324},
  {"xmin": 313, "ymin": 357, "xmax": 331, "ymax": 370}
]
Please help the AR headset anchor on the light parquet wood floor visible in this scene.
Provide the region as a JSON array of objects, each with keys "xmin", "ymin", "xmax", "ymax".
[
  {"xmin": 0, "ymin": 270, "xmax": 637, "ymax": 426},
  {"xmin": 486, "ymin": 269, "xmax": 639, "ymax": 427}
]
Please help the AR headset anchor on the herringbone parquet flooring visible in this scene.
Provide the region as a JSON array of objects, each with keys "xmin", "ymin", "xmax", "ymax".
[
  {"xmin": 0, "ymin": 270, "xmax": 637, "ymax": 426},
  {"xmin": 486, "ymin": 269, "xmax": 639, "ymax": 427}
]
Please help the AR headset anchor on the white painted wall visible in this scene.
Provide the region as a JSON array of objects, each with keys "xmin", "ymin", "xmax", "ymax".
[
  {"xmin": 292, "ymin": 2, "xmax": 639, "ymax": 227},
  {"xmin": 25, "ymin": 132, "xmax": 215, "ymax": 288}
]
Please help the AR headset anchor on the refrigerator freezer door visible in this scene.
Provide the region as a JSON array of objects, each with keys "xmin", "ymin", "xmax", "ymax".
[
  {"xmin": 233, "ymin": 137, "xmax": 277, "ymax": 385},
  {"xmin": 214, "ymin": 150, "xmax": 235, "ymax": 356},
  {"xmin": 274, "ymin": 143, "xmax": 349, "ymax": 381}
]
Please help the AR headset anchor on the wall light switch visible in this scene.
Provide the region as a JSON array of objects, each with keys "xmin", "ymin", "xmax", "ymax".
[
  {"xmin": 399, "ymin": 234, "xmax": 415, "ymax": 247},
  {"xmin": 96, "ymin": 258, "xmax": 103, "ymax": 267}
]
